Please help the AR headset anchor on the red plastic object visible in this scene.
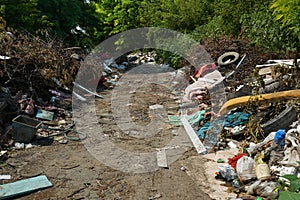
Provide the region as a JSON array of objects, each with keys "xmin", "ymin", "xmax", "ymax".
[
  {"xmin": 193, "ymin": 63, "xmax": 217, "ymax": 78},
  {"xmin": 228, "ymin": 153, "xmax": 248, "ymax": 169}
]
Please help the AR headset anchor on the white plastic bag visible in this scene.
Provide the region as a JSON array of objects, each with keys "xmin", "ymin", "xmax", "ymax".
[{"xmin": 236, "ymin": 156, "xmax": 256, "ymax": 182}]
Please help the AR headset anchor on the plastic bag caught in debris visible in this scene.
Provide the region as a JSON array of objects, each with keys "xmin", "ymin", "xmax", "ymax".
[
  {"xmin": 217, "ymin": 164, "xmax": 237, "ymax": 181},
  {"xmin": 246, "ymin": 180, "xmax": 278, "ymax": 198},
  {"xmin": 236, "ymin": 156, "xmax": 256, "ymax": 182}
]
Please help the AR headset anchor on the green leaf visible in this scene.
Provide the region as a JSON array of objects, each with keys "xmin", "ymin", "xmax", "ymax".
[
  {"xmin": 279, "ymin": 191, "xmax": 300, "ymax": 200},
  {"xmin": 282, "ymin": 174, "xmax": 299, "ymax": 182},
  {"xmin": 289, "ymin": 179, "xmax": 300, "ymax": 192}
]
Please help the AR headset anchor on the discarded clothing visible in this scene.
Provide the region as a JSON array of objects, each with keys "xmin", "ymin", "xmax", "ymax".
[
  {"xmin": 197, "ymin": 119, "xmax": 223, "ymax": 149},
  {"xmin": 196, "ymin": 111, "xmax": 250, "ymax": 140},
  {"xmin": 183, "ymin": 70, "xmax": 225, "ymax": 102},
  {"xmin": 196, "ymin": 122, "xmax": 211, "ymax": 139},
  {"xmin": 223, "ymin": 112, "xmax": 251, "ymax": 128}
]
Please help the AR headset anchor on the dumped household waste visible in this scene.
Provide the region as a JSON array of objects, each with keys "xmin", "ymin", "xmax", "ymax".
[
  {"xmin": 1, "ymin": 33, "xmax": 299, "ymax": 200},
  {"xmin": 166, "ymin": 55, "xmax": 300, "ymax": 199}
]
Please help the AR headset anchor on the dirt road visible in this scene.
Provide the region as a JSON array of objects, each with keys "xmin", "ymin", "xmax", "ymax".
[{"xmin": 2, "ymin": 79, "xmax": 213, "ymax": 199}]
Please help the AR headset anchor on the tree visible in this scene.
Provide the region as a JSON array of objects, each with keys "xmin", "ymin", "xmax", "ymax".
[
  {"xmin": 0, "ymin": 0, "xmax": 103, "ymax": 47},
  {"xmin": 140, "ymin": 0, "xmax": 213, "ymax": 32},
  {"xmin": 271, "ymin": 0, "xmax": 300, "ymax": 50},
  {"xmin": 213, "ymin": 0, "xmax": 266, "ymax": 36},
  {"xmin": 95, "ymin": 0, "xmax": 143, "ymax": 37},
  {"xmin": 0, "ymin": 0, "xmax": 49, "ymax": 32}
]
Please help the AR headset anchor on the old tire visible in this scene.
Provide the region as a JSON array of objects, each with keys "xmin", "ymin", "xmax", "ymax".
[
  {"xmin": 261, "ymin": 106, "xmax": 298, "ymax": 134},
  {"xmin": 217, "ymin": 52, "xmax": 240, "ymax": 66}
]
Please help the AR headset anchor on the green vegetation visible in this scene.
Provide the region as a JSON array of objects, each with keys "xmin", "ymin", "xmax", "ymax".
[
  {"xmin": 277, "ymin": 170, "xmax": 300, "ymax": 200},
  {"xmin": 0, "ymin": 0, "xmax": 299, "ymax": 57}
]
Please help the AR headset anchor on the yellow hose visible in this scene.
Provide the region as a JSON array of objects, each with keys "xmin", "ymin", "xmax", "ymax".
[{"xmin": 219, "ymin": 89, "xmax": 300, "ymax": 115}]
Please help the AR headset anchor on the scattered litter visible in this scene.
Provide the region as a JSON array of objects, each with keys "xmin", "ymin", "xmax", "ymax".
[
  {"xmin": 225, "ymin": 53, "xmax": 246, "ymax": 79},
  {"xmin": 229, "ymin": 125, "xmax": 245, "ymax": 135},
  {"xmin": 180, "ymin": 166, "xmax": 187, "ymax": 172},
  {"xmin": 148, "ymin": 193, "xmax": 162, "ymax": 200},
  {"xmin": 14, "ymin": 142, "xmax": 25, "ymax": 149},
  {"xmin": 270, "ymin": 166, "xmax": 297, "ymax": 177},
  {"xmin": 0, "ymin": 175, "xmax": 11, "ymax": 180},
  {"xmin": 0, "ymin": 151, "xmax": 8, "ymax": 159},
  {"xmin": 227, "ymin": 141, "xmax": 237, "ymax": 149},
  {"xmin": 72, "ymin": 91, "xmax": 87, "ymax": 101},
  {"xmin": 157, "ymin": 149, "xmax": 168, "ymax": 168},
  {"xmin": 216, "ymin": 164, "xmax": 237, "ymax": 181},
  {"xmin": 0, "ymin": 175, "xmax": 52, "ymax": 199},
  {"xmin": 181, "ymin": 118, "xmax": 206, "ymax": 154},
  {"xmin": 58, "ymin": 139, "xmax": 68, "ymax": 144},
  {"xmin": 262, "ymin": 106, "xmax": 298, "ymax": 133},
  {"xmin": 36, "ymin": 109, "xmax": 54, "ymax": 121},
  {"xmin": 236, "ymin": 156, "xmax": 256, "ymax": 182},
  {"xmin": 0, "ymin": 55, "xmax": 11, "ymax": 60},
  {"xmin": 73, "ymin": 82, "xmax": 103, "ymax": 99},
  {"xmin": 217, "ymin": 52, "xmax": 240, "ymax": 66},
  {"xmin": 255, "ymin": 153, "xmax": 271, "ymax": 181},
  {"xmin": 25, "ymin": 143, "xmax": 33, "ymax": 149},
  {"xmin": 12, "ymin": 115, "xmax": 41, "ymax": 143},
  {"xmin": 219, "ymin": 90, "xmax": 300, "ymax": 115},
  {"xmin": 169, "ymin": 110, "xmax": 206, "ymax": 127},
  {"xmin": 246, "ymin": 181, "xmax": 278, "ymax": 198},
  {"xmin": 58, "ymin": 120, "xmax": 66, "ymax": 125},
  {"xmin": 228, "ymin": 153, "xmax": 248, "ymax": 169},
  {"xmin": 274, "ymin": 129, "xmax": 286, "ymax": 147}
]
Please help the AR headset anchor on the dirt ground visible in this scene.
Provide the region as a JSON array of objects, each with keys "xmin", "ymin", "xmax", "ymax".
[
  {"xmin": 3, "ymin": 141, "xmax": 211, "ymax": 200},
  {"xmin": 1, "ymin": 77, "xmax": 214, "ymax": 200}
]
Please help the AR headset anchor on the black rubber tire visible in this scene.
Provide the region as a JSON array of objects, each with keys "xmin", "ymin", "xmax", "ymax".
[
  {"xmin": 258, "ymin": 82, "xmax": 280, "ymax": 94},
  {"xmin": 217, "ymin": 52, "xmax": 240, "ymax": 66},
  {"xmin": 261, "ymin": 106, "xmax": 298, "ymax": 134}
]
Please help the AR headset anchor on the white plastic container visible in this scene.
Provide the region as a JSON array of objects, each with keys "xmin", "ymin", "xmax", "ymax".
[{"xmin": 256, "ymin": 163, "xmax": 271, "ymax": 181}]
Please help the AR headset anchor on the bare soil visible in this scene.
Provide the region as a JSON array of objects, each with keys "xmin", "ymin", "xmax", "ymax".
[{"xmin": 1, "ymin": 83, "xmax": 212, "ymax": 200}]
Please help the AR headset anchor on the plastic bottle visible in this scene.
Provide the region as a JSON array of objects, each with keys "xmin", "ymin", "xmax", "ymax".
[{"xmin": 255, "ymin": 153, "xmax": 271, "ymax": 181}]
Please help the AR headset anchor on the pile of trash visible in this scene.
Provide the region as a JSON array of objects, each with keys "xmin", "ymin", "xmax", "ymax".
[
  {"xmin": 167, "ymin": 51, "xmax": 300, "ymax": 199},
  {"xmin": 0, "ymin": 48, "xmax": 159, "ymax": 150},
  {"xmin": 1, "ymin": 29, "xmax": 300, "ymax": 199}
]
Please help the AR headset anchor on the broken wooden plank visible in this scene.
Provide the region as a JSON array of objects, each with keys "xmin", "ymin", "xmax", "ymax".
[
  {"xmin": 0, "ymin": 175, "xmax": 52, "ymax": 199},
  {"xmin": 157, "ymin": 149, "xmax": 168, "ymax": 168},
  {"xmin": 219, "ymin": 89, "xmax": 300, "ymax": 115},
  {"xmin": 181, "ymin": 117, "xmax": 206, "ymax": 154}
]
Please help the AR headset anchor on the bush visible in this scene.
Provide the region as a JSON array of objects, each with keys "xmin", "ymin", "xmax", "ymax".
[
  {"xmin": 190, "ymin": 16, "xmax": 225, "ymax": 43},
  {"xmin": 240, "ymin": 8, "xmax": 288, "ymax": 52}
]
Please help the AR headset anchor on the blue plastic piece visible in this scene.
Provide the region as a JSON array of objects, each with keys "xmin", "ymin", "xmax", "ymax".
[{"xmin": 274, "ymin": 129, "xmax": 285, "ymax": 147}]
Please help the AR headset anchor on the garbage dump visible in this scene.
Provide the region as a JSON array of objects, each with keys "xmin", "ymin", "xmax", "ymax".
[
  {"xmin": 166, "ymin": 51, "xmax": 300, "ymax": 199},
  {"xmin": 1, "ymin": 29, "xmax": 300, "ymax": 199}
]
